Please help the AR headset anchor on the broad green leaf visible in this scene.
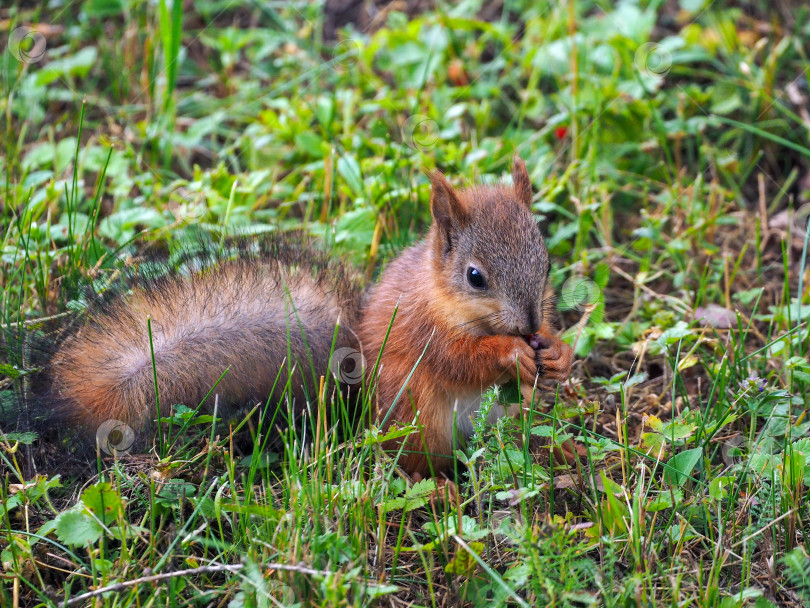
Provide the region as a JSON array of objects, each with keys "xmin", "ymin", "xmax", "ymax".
[
  {"xmin": 709, "ymin": 476, "xmax": 733, "ymax": 501},
  {"xmin": 34, "ymin": 47, "xmax": 98, "ymax": 86},
  {"xmin": 641, "ymin": 432, "xmax": 666, "ymax": 454},
  {"xmin": 294, "ymin": 131, "xmax": 326, "ymax": 158},
  {"xmin": 54, "ymin": 509, "xmax": 103, "ymax": 547},
  {"xmin": 646, "ymin": 488, "xmax": 684, "ymax": 512},
  {"xmin": 664, "ymin": 448, "xmax": 702, "ymax": 486},
  {"xmin": 81, "ymin": 482, "xmax": 123, "ymax": 526},
  {"xmin": 337, "ymin": 154, "xmax": 363, "ymax": 195},
  {"xmin": 82, "ymin": 0, "xmax": 124, "ymax": 18},
  {"xmin": 1, "ymin": 431, "xmax": 37, "ymax": 445}
]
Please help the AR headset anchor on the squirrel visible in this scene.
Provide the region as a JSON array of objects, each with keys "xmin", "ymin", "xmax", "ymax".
[
  {"xmin": 18, "ymin": 155, "xmax": 573, "ymax": 477},
  {"xmin": 359, "ymin": 155, "xmax": 573, "ymax": 478}
]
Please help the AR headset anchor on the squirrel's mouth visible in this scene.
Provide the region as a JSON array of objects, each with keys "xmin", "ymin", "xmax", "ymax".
[{"xmin": 525, "ymin": 333, "xmax": 552, "ymax": 350}]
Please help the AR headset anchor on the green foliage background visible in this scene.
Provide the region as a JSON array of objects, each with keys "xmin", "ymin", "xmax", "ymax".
[{"xmin": 1, "ymin": 0, "xmax": 810, "ymax": 606}]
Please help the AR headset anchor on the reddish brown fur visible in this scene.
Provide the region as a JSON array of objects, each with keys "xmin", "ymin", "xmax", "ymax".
[{"xmin": 359, "ymin": 156, "xmax": 574, "ymax": 477}]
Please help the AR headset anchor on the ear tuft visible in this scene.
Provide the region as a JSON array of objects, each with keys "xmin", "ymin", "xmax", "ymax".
[
  {"xmin": 429, "ymin": 171, "xmax": 467, "ymax": 252},
  {"xmin": 512, "ymin": 153, "xmax": 533, "ymax": 209}
]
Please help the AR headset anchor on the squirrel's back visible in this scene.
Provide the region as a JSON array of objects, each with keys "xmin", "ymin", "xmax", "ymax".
[{"xmin": 38, "ymin": 238, "xmax": 363, "ymax": 439}]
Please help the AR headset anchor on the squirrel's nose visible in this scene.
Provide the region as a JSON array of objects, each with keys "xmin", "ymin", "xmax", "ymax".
[
  {"xmin": 517, "ymin": 322, "xmax": 535, "ymax": 336},
  {"xmin": 521, "ymin": 308, "xmax": 539, "ymax": 335}
]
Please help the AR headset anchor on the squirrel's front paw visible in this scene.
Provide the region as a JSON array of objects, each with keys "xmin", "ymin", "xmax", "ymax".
[
  {"xmin": 500, "ymin": 337, "xmax": 538, "ymax": 384},
  {"xmin": 530, "ymin": 334, "xmax": 574, "ymax": 382}
]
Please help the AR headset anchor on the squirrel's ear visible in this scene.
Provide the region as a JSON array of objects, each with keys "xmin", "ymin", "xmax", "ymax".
[
  {"xmin": 429, "ymin": 171, "xmax": 467, "ymax": 249},
  {"xmin": 512, "ymin": 153, "xmax": 533, "ymax": 209}
]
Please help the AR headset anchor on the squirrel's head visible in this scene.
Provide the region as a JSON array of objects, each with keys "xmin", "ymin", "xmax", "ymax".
[{"xmin": 428, "ymin": 154, "xmax": 551, "ymax": 337}]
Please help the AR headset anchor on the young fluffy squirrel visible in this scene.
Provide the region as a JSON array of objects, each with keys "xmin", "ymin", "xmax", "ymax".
[
  {"xmin": 360, "ymin": 155, "xmax": 573, "ymax": 477},
  {"xmin": 29, "ymin": 155, "xmax": 573, "ymax": 477}
]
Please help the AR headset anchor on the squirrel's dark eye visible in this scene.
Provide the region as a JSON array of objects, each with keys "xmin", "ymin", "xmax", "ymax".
[{"xmin": 467, "ymin": 266, "xmax": 486, "ymax": 289}]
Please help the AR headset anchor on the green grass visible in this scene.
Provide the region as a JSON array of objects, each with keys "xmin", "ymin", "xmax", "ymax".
[{"xmin": 2, "ymin": 0, "xmax": 810, "ymax": 606}]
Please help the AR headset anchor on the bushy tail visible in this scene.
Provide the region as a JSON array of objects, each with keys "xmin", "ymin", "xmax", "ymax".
[{"xmin": 9, "ymin": 237, "xmax": 364, "ymax": 448}]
